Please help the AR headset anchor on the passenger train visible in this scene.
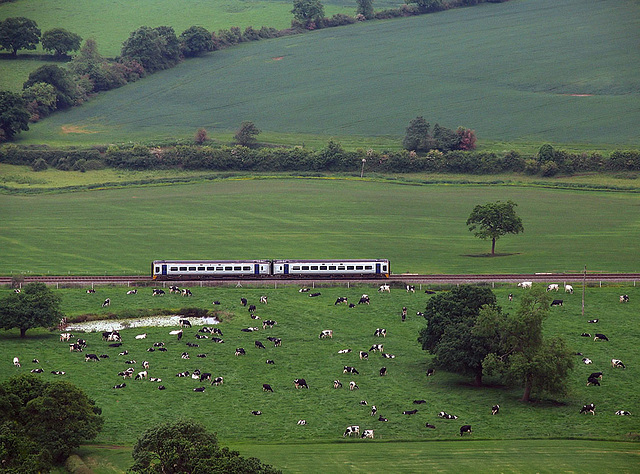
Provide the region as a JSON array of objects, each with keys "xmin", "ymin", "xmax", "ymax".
[{"xmin": 152, "ymin": 259, "xmax": 390, "ymax": 280}]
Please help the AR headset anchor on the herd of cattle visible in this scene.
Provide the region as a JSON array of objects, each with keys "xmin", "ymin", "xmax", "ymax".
[{"xmin": 10, "ymin": 282, "xmax": 635, "ymax": 441}]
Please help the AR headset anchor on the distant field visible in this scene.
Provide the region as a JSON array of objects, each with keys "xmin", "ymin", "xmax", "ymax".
[
  {"xmin": 14, "ymin": 0, "xmax": 640, "ymax": 147},
  {"xmin": 1, "ymin": 179, "xmax": 640, "ymax": 275}
]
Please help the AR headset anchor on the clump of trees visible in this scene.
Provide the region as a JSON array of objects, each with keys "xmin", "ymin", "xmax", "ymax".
[
  {"xmin": 0, "ymin": 282, "xmax": 64, "ymax": 337},
  {"xmin": 0, "ymin": 17, "xmax": 81, "ymax": 57},
  {"xmin": 131, "ymin": 419, "xmax": 280, "ymax": 473},
  {"xmin": 0, "ymin": 374, "xmax": 103, "ymax": 471},
  {"xmin": 403, "ymin": 116, "xmax": 477, "ymax": 152}
]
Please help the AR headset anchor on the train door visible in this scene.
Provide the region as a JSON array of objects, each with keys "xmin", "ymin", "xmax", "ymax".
[
  {"xmin": 284, "ymin": 263, "xmax": 289, "ymax": 275},
  {"xmin": 254, "ymin": 264, "xmax": 260, "ymax": 275},
  {"xmin": 375, "ymin": 263, "xmax": 381, "ymax": 274},
  {"xmin": 162, "ymin": 265, "xmax": 167, "ymax": 276}
]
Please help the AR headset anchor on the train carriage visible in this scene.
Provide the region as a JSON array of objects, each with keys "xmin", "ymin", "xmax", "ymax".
[
  {"xmin": 152, "ymin": 260, "xmax": 271, "ymax": 280},
  {"xmin": 272, "ymin": 259, "xmax": 389, "ymax": 278}
]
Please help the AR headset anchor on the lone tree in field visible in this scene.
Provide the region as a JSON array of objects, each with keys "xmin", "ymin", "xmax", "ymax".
[
  {"xmin": 41, "ymin": 28, "xmax": 82, "ymax": 58},
  {"xmin": 131, "ymin": 419, "xmax": 280, "ymax": 473},
  {"xmin": 234, "ymin": 121, "xmax": 261, "ymax": 147},
  {"xmin": 0, "ymin": 17, "xmax": 40, "ymax": 57},
  {"xmin": 291, "ymin": 0, "xmax": 325, "ymax": 27},
  {"xmin": 466, "ymin": 200, "xmax": 524, "ymax": 255},
  {"xmin": 475, "ymin": 287, "xmax": 574, "ymax": 402},
  {"xmin": 0, "ymin": 282, "xmax": 63, "ymax": 337},
  {"xmin": 417, "ymin": 285, "xmax": 500, "ymax": 386}
]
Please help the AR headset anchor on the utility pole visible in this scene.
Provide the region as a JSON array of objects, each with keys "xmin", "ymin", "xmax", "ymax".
[{"xmin": 360, "ymin": 158, "xmax": 366, "ymax": 178}]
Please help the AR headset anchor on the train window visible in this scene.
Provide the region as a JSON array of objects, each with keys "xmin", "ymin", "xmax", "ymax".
[
  {"xmin": 216, "ymin": 267, "xmax": 223, "ymax": 271},
  {"xmin": 356, "ymin": 265, "xmax": 363, "ymax": 270},
  {"xmin": 292, "ymin": 266, "xmax": 300, "ymax": 270},
  {"xmin": 179, "ymin": 267, "xmax": 187, "ymax": 271},
  {"xmin": 338, "ymin": 266, "xmax": 345, "ymax": 270},
  {"xmin": 225, "ymin": 266, "xmax": 232, "ymax": 271},
  {"xmin": 310, "ymin": 265, "xmax": 318, "ymax": 270},
  {"xmin": 243, "ymin": 266, "xmax": 251, "ymax": 271},
  {"xmin": 365, "ymin": 265, "xmax": 372, "ymax": 270},
  {"xmin": 320, "ymin": 265, "xmax": 327, "ymax": 270},
  {"xmin": 189, "ymin": 267, "xmax": 196, "ymax": 271},
  {"xmin": 234, "ymin": 266, "xmax": 241, "ymax": 271},
  {"xmin": 301, "ymin": 266, "xmax": 309, "ymax": 270},
  {"xmin": 206, "ymin": 267, "xmax": 215, "ymax": 271},
  {"xmin": 198, "ymin": 267, "xmax": 205, "ymax": 271},
  {"xmin": 383, "ymin": 265, "xmax": 388, "ymax": 271},
  {"xmin": 347, "ymin": 265, "xmax": 354, "ymax": 270},
  {"xmin": 329, "ymin": 266, "xmax": 336, "ymax": 270},
  {"xmin": 170, "ymin": 267, "xmax": 178, "ymax": 271}
]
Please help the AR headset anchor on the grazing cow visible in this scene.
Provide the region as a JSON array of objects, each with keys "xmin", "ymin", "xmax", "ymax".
[
  {"xmin": 268, "ymin": 337, "xmax": 282, "ymax": 347},
  {"xmin": 119, "ymin": 368, "xmax": 135, "ymax": 379},
  {"xmin": 401, "ymin": 306, "xmax": 407, "ymax": 322},
  {"xmin": 547, "ymin": 284, "xmax": 559, "ymax": 292},
  {"xmin": 69, "ymin": 343, "xmax": 83, "ymax": 352},
  {"xmin": 508, "ymin": 293, "xmax": 513, "ymax": 301},
  {"xmin": 153, "ymin": 342, "xmax": 165, "ymax": 347},
  {"xmin": 413, "ymin": 400, "xmax": 427, "ymax": 404},
  {"xmin": 182, "ymin": 288, "xmax": 192, "ymax": 297},
  {"xmin": 125, "ymin": 360, "xmax": 136, "ymax": 365},
  {"xmin": 582, "ymin": 358, "xmax": 593, "ymax": 364},
  {"xmin": 241, "ymin": 327, "xmax": 259, "ymax": 332},
  {"xmin": 51, "ymin": 371, "xmax": 65, "ymax": 375},
  {"xmin": 438, "ymin": 412, "xmax": 458, "ymax": 420},
  {"xmin": 86, "ymin": 288, "xmax": 95, "ymax": 294},
  {"xmin": 135, "ymin": 371, "xmax": 148, "ymax": 380},
  {"xmin": 179, "ymin": 319, "xmax": 191, "ymax": 328},
  {"xmin": 76, "ymin": 338, "xmax": 87, "ymax": 348},
  {"xmin": 379, "ymin": 416, "xmax": 389, "ymax": 422},
  {"xmin": 550, "ymin": 299, "xmax": 563, "ymax": 307},
  {"xmin": 13, "ymin": 357, "xmax": 20, "ymax": 367},
  {"xmin": 211, "ymin": 337, "xmax": 224, "ymax": 343},
  {"xmin": 60, "ymin": 333, "xmax": 73, "ymax": 342},
  {"xmin": 176, "ymin": 371, "xmax": 190, "ymax": 377},
  {"xmin": 102, "ymin": 298, "xmax": 111, "ymax": 307},
  {"xmin": 150, "ymin": 377, "xmax": 162, "ymax": 382},
  {"xmin": 615, "ymin": 410, "xmax": 631, "ymax": 416},
  {"xmin": 262, "ymin": 384, "xmax": 274, "ymax": 392},
  {"xmin": 425, "ymin": 423, "xmax": 436, "ymax": 429},
  {"xmin": 359, "ymin": 351, "xmax": 369, "ymax": 360},
  {"xmin": 343, "ymin": 366, "xmax": 359, "ymax": 374},
  {"xmin": 309, "ymin": 292, "xmax": 321, "ymax": 297},
  {"xmin": 255, "ymin": 340, "xmax": 266, "ymax": 349},
  {"xmin": 157, "ymin": 347, "xmax": 167, "ymax": 352},
  {"xmin": 260, "ymin": 295, "xmax": 268, "ymax": 304},
  {"xmin": 406, "ymin": 285, "xmax": 415, "ymax": 293},
  {"xmin": 212, "ymin": 376, "xmax": 224, "ymax": 386},
  {"xmin": 193, "ymin": 387, "xmax": 206, "ymax": 392},
  {"xmin": 335, "ymin": 297, "xmax": 348, "ymax": 305},
  {"xmin": 299, "ymin": 288, "xmax": 310, "ymax": 293},
  {"xmin": 334, "ymin": 380, "xmax": 343, "ymax": 389},
  {"xmin": 319, "ymin": 329, "xmax": 333, "ymax": 339},
  {"xmin": 359, "ymin": 400, "xmax": 368, "ymax": 406},
  {"xmin": 212, "ymin": 301, "xmax": 221, "ymax": 305},
  {"xmin": 240, "ymin": 297, "xmax": 248, "ymax": 306},
  {"xmin": 611, "ymin": 359, "xmax": 626, "ymax": 369},
  {"xmin": 235, "ymin": 348, "xmax": 246, "ymax": 356},
  {"xmin": 492, "ymin": 405, "xmax": 500, "ymax": 415},
  {"xmin": 580, "ymin": 403, "xmax": 596, "ymax": 415},
  {"xmin": 403, "ymin": 409, "xmax": 418, "ymax": 415},
  {"xmin": 169, "ymin": 285, "xmax": 180, "ymax": 293},
  {"xmin": 378, "ymin": 284, "xmax": 390, "ymax": 293},
  {"xmin": 191, "ymin": 370, "xmax": 201, "ymax": 379},
  {"xmin": 250, "ymin": 314, "xmax": 260, "ymax": 320},
  {"xmin": 581, "ymin": 333, "xmax": 591, "ymax": 338},
  {"xmin": 152, "ymin": 289, "xmax": 165, "ymax": 296},
  {"xmin": 158, "ymin": 385, "xmax": 166, "ymax": 390},
  {"xmin": 31, "ymin": 368, "xmax": 44, "ymax": 373},
  {"xmin": 460, "ymin": 425, "xmax": 472, "ymax": 436},
  {"xmin": 211, "ymin": 327, "xmax": 223, "ymax": 336},
  {"xmin": 565, "ymin": 284, "xmax": 574, "ymax": 294},
  {"xmin": 369, "ymin": 344, "xmax": 383, "ymax": 353},
  {"xmin": 113, "ymin": 383, "xmax": 126, "ymax": 389},
  {"xmin": 426, "ymin": 368, "xmax": 435, "ymax": 377},
  {"xmin": 349, "ymin": 303, "xmax": 356, "ymax": 308},
  {"xmin": 199, "ymin": 373, "xmax": 212, "ymax": 382},
  {"xmin": 379, "ymin": 367, "xmax": 387, "ymax": 377},
  {"xmin": 361, "ymin": 430, "xmax": 374, "ymax": 439},
  {"xmin": 181, "ymin": 352, "xmax": 190, "ymax": 359},
  {"xmin": 297, "ymin": 419, "xmax": 307, "ymax": 425},
  {"xmin": 517, "ymin": 281, "xmax": 532, "ymax": 289},
  {"xmin": 343, "ymin": 425, "xmax": 360, "ymax": 437},
  {"xmin": 84, "ymin": 354, "xmax": 100, "ymax": 362},
  {"xmin": 135, "ymin": 333, "xmax": 147, "ymax": 340},
  {"xmin": 32, "ymin": 359, "xmax": 39, "ymax": 364},
  {"xmin": 587, "ymin": 376, "xmax": 600, "ymax": 386},
  {"xmin": 266, "ymin": 359, "xmax": 275, "ymax": 365},
  {"xmin": 195, "ymin": 334, "xmax": 208, "ymax": 339},
  {"xmin": 587, "ymin": 319, "xmax": 599, "ymax": 324},
  {"xmin": 186, "ymin": 342, "xmax": 199, "ymax": 347},
  {"xmin": 293, "ymin": 378, "xmax": 308, "ymax": 389},
  {"xmin": 349, "ymin": 381, "xmax": 359, "ymax": 390},
  {"xmin": 381, "ymin": 353, "xmax": 395, "ymax": 359},
  {"xmin": 142, "ymin": 361, "xmax": 150, "ymax": 369},
  {"xmin": 248, "ymin": 304, "xmax": 257, "ymax": 312},
  {"xmin": 358, "ymin": 294, "xmax": 370, "ymax": 305},
  {"xmin": 338, "ymin": 348, "xmax": 352, "ymax": 354},
  {"xmin": 127, "ymin": 289, "xmax": 137, "ymax": 295},
  {"xmin": 594, "ymin": 333, "xmax": 609, "ymax": 342},
  {"xmin": 177, "ymin": 330, "xmax": 183, "ymax": 341},
  {"xmin": 416, "ymin": 311, "xmax": 425, "ymax": 317},
  {"xmin": 374, "ymin": 328, "xmax": 386, "ymax": 338},
  {"xmin": 620, "ymin": 294, "xmax": 629, "ymax": 303},
  {"xmin": 262, "ymin": 320, "xmax": 277, "ymax": 329},
  {"xmin": 589, "ymin": 372, "xmax": 603, "ymax": 380}
]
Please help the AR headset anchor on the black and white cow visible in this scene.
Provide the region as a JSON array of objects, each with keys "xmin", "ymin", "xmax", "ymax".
[
  {"xmin": 152, "ymin": 289, "xmax": 165, "ymax": 296},
  {"xmin": 374, "ymin": 328, "xmax": 386, "ymax": 338},
  {"xmin": 335, "ymin": 297, "xmax": 348, "ymax": 305},
  {"xmin": 266, "ymin": 359, "xmax": 275, "ymax": 365},
  {"xmin": 611, "ymin": 358, "xmax": 626, "ymax": 369},
  {"xmin": 84, "ymin": 353, "xmax": 100, "ymax": 362},
  {"xmin": 547, "ymin": 284, "xmax": 559, "ymax": 292},
  {"xmin": 619, "ymin": 294, "xmax": 629, "ymax": 303},
  {"xmin": 343, "ymin": 366, "xmax": 359, "ymax": 374},
  {"xmin": 150, "ymin": 377, "xmax": 162, "ymax": 382},
  {"xmin": 309, "ymin": 292, "xmax": 321, "ymax": 297},
  {"xmin": 582, "ymin": 357, "xmax": 593, "ymax": 365},
  {"xmin": 460, "ymin": 425, "xmax": 472, "ymax": 436},
  {"xmin": 30, "ymin": 368, "xmax": 43, "ymax": 373},
  {"xmin": 379, "ymin": 416, "xmax": 389, "ymax": 422},
  {"xmin": 194, "ymin": 334, "xmax": 208, "ymax": 340},
  {"xmin": 113, "ymin": 383, "xmax": 126, "ymax": 389},
  {"xmin": 182, "ymin": 289, "xmax": 192, "ymax": 297},
  {"xmin": 413, "ymin": 400, "xmax": 427, "ymax": 404},
  {"xmin": 594, "ymin": 333, "xmax": 609, "ymax": 342},
  {"xmin": 361, "ymin": 430, "xmax": 374, "ymax": 439},
  {"xmin": 267, "ymin": 337, "xmax": 282, "ymax": 347},
  {"xmin": 349, "ymin": 381, "xmax": 359, "ymax": 391},
  {"xmin": 358, "ymin": 294, "xmax": 370, "ymax": 305},
  {"xmin": 235, "ymin": 348, "xmax": 246, "ymax": 356},
  {"xmin": 293, "ymin": 378, "xmax": 308, "ymax": 389},
  {"xmin": 262, "ymin": 320, "xmax": 277, "ymax": 329},
  {"xmin": 378, "ymin": 284, "xmax": 390, "ymax": 293},
  {"xmin": 102, "ymin": 298, "xmax": 110, "ymax": 307},
  {"xmin": 492, "ymin": 405, "xmax": 500, "ymax": 415},
  {"xmin": 438, "ymin": 412, "xmax": 458, "ymax": 420},
  {"xmin": 262, "ymin": 383, "xmax": 274, "ymax": 392},
  {"xmin": 369, "ymin": 344, "xmax": 383, "ymax": 353},
  {"xmin": 255, "ymin": 340, "xmax": 266, "ymax": 349},
  {"xmin": 406, "ymin": 285, "xmax": 415, "ymax": 293},
  {"xmin": 580, "ymin": 403, "xmax": 596, "ymax": 415},
  {"xmin": 338, "ymin": 348, "xmax": 351, "ymax": 354},
  {"xmin": 615, "ymin": 410, "xmax": 631, "ymax": 416},
  {"xmin": 381, "ymin": 353, "xmax": 395, "ymax": 359},
  {"xmin": 211, "ymin": 376, "xmax": 224, "ymax": 386},
  {"xmin": 426, "ymin": 368, "xmax": 435, "ymax": 376},
  {"xmin": 319, "ymin": 329, "xmax": 333, "ymax": 339},
  {"xmin": 260, "ymin": 295, "xmax": 268, "ymax": 304},
  {"xmin": 176, "ymin": 371, "xmax": 190, "ymax": 377},
  {"xmin": 379, "ymin": 367, "xmax": 387, "ymax": 376},
  {"xmin": 343, "ymin": 425, "xmax": 360, "ymax": 437},
  {"xmin": 581, "ymin": 333, "xmax": 591, "ymax": 337},
  {"xmin": 299, "ymin": 288, "xmax": 310, "ymax": 293},
  {"xmin": 334, "ymin": 380, "xmax": 343, "ymax": 389},
  {"xmin": 51, "ymin": 371, "xmax": 65, "ymax": 375},
  {"xmin": 135, "ymin": 371, "xmax": 148, "ymax": 380},
  {"xmin": 193, "ymin": 387, "xmax": 206, "ymax": 392},
  {"xmin": 297, "ymin": 419, "xmax": 307, "ymax": 425},
  {"xmin": 169, "ymin": 285, "xmax": 180, "ymax": 294},
  {"xmin": 371, "ymin": 406, "xmax": 377, "ymax": 417},
  {"xmin": 127, "ymin": 289, "xmax": 137, "ymax": 295},
  {"xmin": 587, "ymin": 319, "xmax": 598, "ymax": 324},
  {"xmin": 199, "ymin": 373, "xmax": 212, "ymax": 382},
  {"xmin": 425, "ymin": 423, "xmax": 436, "ymax": 429},
  {"xmin": 86, "ymin": 288, "xmax": 95, "ymax": 294},
  {"xmin": 211, "ymin": 337, "xmax": 224, "ymax": 343},
  {"xmin": 181, "ymin": 352, "xmax": 190, "ymax": 359},
  {"xmin": 179, "ymin": 319, "xmax": 191, "ymax": 328},
  {"xmin": 550, "ymin": 299, "xmax": 563, "ymax": 307},
  {"xmin": 403, "ymin": 409, "xmax": 418, "ymax": 415},
  {"xmin": 586, "ymin": 376, "xmax": 600, "ymax": 386},
  {"xmin": 240, "ymin": 297, "xmax": 248, "ymax": 306},
  {"xmin": 359, "ymin": 351, "xmax": 369, "ymax": 360},
  {"xmin": 248, "ymin": 304, "xmax": 257, "ymax": 312}
]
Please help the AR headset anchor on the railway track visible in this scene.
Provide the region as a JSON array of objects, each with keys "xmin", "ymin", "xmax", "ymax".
[{"xmin": 1, "ymin": 273, "xmax": 639, "ymax": 286}]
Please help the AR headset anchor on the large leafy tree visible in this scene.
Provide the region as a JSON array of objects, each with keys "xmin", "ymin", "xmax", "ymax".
[
  {"xmin": 417, "ymin": 285, "xmax": 500, "ymax": 386},
  {"xmin": 0, "ymin": 17, "xmax": 40, "ymax": 57},
  {"xmin": 0, "ymin": 375, "xmax": 103, "ymax": 467},
  {"xmin": 0, "ymin": 282, "xmax": 63, "ymax": 337},
  {"xmin": 23, "ymin": 64, "xmax": 78, "ymax": 109},
  {"xmin": 179, "ymin": 26, "xmax": 214, "ymax": 57},
  {"xmin": 476, "ymin": 287, "xmax": 574, "ymax": 401},
  {"xmin": 41, "ymin": 28, "xmax": 82, "ymax": 57},
  {"xmin": 131, "ymin": 419, "xmax": 280, "ymax": 473},
  {"xmin": 234, "ymin": 121, "xmax": 261, "ymax": 147},
  {"xmin": 121, "ymin": 26, "xmax": 180, "ymax": 74},
  {"xmin": 291, "ymin": 0, "xmax": 325, "ymax": 27},
  {"xmin": 0, "ymin": 90, "xmax": 30, "ymax": 141},
  {"xmin": 402, "ymin": 116, "xmax": 433, "ymax": 152},
  {"xmin": 466, "ymin": 200, "xmax": 524, "ymax": 255},
  {"xmin": 356, "ymin": 0, "xmax": 374, "ymax": 19}
]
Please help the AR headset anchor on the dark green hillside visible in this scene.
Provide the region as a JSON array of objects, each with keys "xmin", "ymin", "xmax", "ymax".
[{"xmin": 19, "ymin": 0, "xmax": 640, "ymax": 146}]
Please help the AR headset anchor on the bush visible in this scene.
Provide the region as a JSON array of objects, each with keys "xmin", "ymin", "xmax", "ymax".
[
  {"xmin": 31, "ymin": 157, "xmax": 47, "ymax": 171},
  {"xmin": 540, "ymin": 160, "xmax": 559, "ymax": 176},
  {"xmin": 524, "ymin": 159, "xmax": 539, "ymax": 175}
]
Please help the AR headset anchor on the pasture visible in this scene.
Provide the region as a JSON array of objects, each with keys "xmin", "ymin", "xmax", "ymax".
[
  {"xmin": 2, "ymin": 178, "xmax": 640, "ymax": 276},
  {"xmin": 7, "ymin": 0, "xmax": 640, "ymax": 147},
  {"xmin": 2, "ymin": 284, "xmax": 639, "ymax": 471}
]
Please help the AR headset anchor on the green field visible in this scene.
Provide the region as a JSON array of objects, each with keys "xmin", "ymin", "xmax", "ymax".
[
  {"xmin": 4, "ymin": 0, "xmax": 640, "ymax": 147},
  {"xmin": 2, "ymin": 285, "xmax": 639, "ymax": 471},
  {"xmin": 2, "ymin": 178, "xmax": 640, "ymax": 276}
]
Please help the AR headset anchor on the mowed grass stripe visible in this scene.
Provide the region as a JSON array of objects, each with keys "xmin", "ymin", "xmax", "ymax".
[
  {"xmin": 2, "ymin": 179, "xmax": 640, "ymax": 275},
  {"xmin": 17, "ymin": 0, "xmax": 640, "ymax": 146}
]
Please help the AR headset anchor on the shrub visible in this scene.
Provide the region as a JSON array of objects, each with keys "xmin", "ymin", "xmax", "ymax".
[
  {"xmin": 524, "ymin": 159, "xmax": 539, "ymax": 175},
  {"xmin": 540, "ymin": 160, "xmax": 558, "ymax": 176},
  {"xmin": 194, "ymin": 128, "xmax": 209, "ymax": 145},
  {"xmin": 31, "ymin": 157, "xmax": 47, "ymax": 171}
]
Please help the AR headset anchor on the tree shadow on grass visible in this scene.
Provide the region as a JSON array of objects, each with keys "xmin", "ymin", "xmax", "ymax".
[{"xmin": 463, "ymin": 253, "xmax": 521, "ymax": 258}]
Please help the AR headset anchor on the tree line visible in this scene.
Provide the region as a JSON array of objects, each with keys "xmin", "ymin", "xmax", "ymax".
[{"xmin": 0, "ymin": 0, "xmax": 512, "ymax": 142}]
